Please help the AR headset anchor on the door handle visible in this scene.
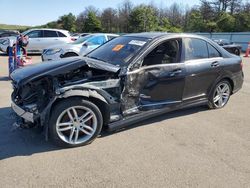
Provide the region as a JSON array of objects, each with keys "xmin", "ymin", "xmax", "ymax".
[
  {"xmin": 211, "ymin": 61, "xmax": 219, "ymax": 67},
  {"xmin": 169, "ymin": 69, "xmax": 182, "ymax": 77}
]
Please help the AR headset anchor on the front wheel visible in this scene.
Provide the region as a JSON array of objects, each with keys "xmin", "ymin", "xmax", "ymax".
[
  {"xmin": 49, "ymin": 98, "xmax": 103, "ymax": 147},
  {"xmin": 208, "ymin": 80, "xmax": 232, "ymax": 109}
]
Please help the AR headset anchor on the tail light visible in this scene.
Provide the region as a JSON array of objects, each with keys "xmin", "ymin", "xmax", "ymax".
[{"xmin": 71, "ymin": 38, "xmax": 76, "ymax": 41}]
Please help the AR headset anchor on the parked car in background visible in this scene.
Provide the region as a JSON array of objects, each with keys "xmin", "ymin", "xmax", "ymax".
[
  {"xmin": 42, "ymin": 33, "xmax": 119, "ymax": 61},
  {"xmin": 0, "ymin": 28, "xmax": 73, "ymax": 54},
  {"xmin": 0, "ymin": 30, "xmax": 19, "ymax": 38},
  {"xmin": 71, "ymin": 33, "xmax": 90, "ymax": 41},
  {"xmin": 10, "ymin": 33, "xmax": 243, "ymax": 147},
  {"xmin": 213, "ymin": 39, "xmax": 242, "ymax": 56}
]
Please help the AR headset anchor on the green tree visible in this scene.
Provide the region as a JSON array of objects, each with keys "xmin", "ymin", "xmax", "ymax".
[
  {"xmin": 129, "ymin": 4, "xmax": 158, "ymax": 32},
  {"xmin": 186, "ymin": 10, "xmax": 205, "ymax": 32},
  {"xmin": 58, "ymin": 13, "xmax": 76, "ymax": 32},
  {"xmin": 216, "ymin": 12, "xmax": 236, "ymax": 31},
  {"xmin": 101, "ymin": 8, "xmax": 118, "ymax": 32},
  {"xmin": 84, "ymin": 12, "xmax": 102, "ymax": 32}
]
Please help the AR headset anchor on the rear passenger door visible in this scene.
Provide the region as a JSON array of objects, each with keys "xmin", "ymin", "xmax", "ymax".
[
  {"xmin": 41, "ymin": 30, "xmax": 61, "ymax": 50},
  {"xmin": 183, "ymin": 38, "xmax": 223, "ymax": 101}
]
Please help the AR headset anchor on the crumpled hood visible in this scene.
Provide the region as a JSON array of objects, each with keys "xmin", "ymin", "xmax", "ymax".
[{"xmin": 10, "ymin": 57, "xmax": 120, "ymax": 85}]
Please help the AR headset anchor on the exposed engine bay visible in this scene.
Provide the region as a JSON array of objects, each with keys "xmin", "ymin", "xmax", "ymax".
[{"xmin": 11, "ymin": 58, "xmax": 123, "ymax": 128}]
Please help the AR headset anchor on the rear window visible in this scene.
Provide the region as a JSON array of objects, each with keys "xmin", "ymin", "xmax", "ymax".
[
  {"xmin": 185, "ymin": 38, "xmax": 208, "ymax": 60},
  {"xmin": 44, "ymin": 30, "xmax": 58, "ymax": 38}
]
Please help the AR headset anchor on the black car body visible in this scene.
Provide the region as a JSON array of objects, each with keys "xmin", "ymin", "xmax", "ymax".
[
  {"xmin": 10, "ymin": 33, "xmax": 244, "ymax": 147},
  {"xmin": 213, "ymin": 39, "xmax": 242, "ymax": 56}
]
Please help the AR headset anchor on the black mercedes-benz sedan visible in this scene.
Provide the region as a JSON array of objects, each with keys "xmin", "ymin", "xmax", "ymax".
[{"xmin": 10, "ymin": 33, "xmax": 244, "ymax": 147}]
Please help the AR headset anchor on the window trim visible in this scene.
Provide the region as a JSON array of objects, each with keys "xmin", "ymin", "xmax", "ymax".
[
  {"xmin": 140, "ymin": 38, "xmax": 183, "ymax": 67},
  {"xmin": 206, "ymin": 41, "xmax": 222, "ymax": 58}
]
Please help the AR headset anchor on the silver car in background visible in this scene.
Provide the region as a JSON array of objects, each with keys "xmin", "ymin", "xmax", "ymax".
[
  {"xmin": 0, "ymin": 28, "xmax": 73, "ymax": 54},
  {"xmin": 42, "ymin": 33, "xmax": 119, "ymax": 61}
]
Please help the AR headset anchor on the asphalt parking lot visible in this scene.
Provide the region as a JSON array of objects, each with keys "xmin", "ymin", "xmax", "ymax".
[{"xmin": 0, "ymin": 54, "xmax": 250, "ymax": 187}]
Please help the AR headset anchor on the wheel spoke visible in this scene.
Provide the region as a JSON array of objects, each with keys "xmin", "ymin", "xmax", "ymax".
[
  {"xmin": 213, "ymin": 95, "xmax": 220, "ymax": 103},
  {"xmin": 58, "ymin": 126, "xmax": 72, "ymax": 132},
  {"xmin": 221, "ymin": 85, "xmax": 229, "ymax": 93},
  {"xmin": 218, "ymin": 97, "xmax": 223, "ymax": 106},
  {"xmin": 69, "ymin": 128, "xmax": 75, "ymax": 143},
  {"xmin": 222, "ymin": 93, "xmax": 229, "ymax": 98},
  {"xmin": 74, "ymin": 129, "xmax": 79, "ymax": 143},
  {"xmin": 217, "ymin": 86, "xmax": 222, "ymax": 93},
  {"xmin": 72, "ymin": 108, "xmax": 79, "ymax": 120},
  {"xmin": 82, "ymin": 114, "xmax": 93, "ymax": 123},
  {"xmin": 79, "ymin": 127, "xmax": 92, "ymax": 136},
  {"xmin": 83, "ymin": 125, "xmax": 94, "ymax": 132},
  {"xmin": 79, "ymin": 111, "xmax": 91, "ymax": 121},
  {"xmin": 67, "ymin": 109, "xmax": 74, "ymax": 122}
]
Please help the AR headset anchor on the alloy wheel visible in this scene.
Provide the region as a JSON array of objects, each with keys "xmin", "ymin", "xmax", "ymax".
[
  {"xmin": 213, "ymin": 82, "xmax": 230, "ymax": 108},
  {"xmin": 56, "ymin": 106, "xmax": 97, "ymax": 145}
]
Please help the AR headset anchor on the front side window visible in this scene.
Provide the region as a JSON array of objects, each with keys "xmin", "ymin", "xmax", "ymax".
[
  {"xmin": 185, "ymin": 38, "xmax": 208, "ymax": 60},
  {"xmin": 26, "ymin": 30, "xmax": 43, "ymax": 38},
  {"xmin": 87, "ymin": 36, "xmax": 149, "ymax": 66},
  {"xmin": 142, "ymin": 39, "xmax": 182, "ymax": 66},
  {"xmin": 207, "ymin": 43, "xmax": 221, "ymax": 58},
  {"xmin": 44, "ymin": 30, "xmax": 58, "ymax": 38}
]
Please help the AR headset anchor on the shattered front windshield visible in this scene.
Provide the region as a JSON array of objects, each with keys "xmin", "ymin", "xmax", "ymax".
[{"xmin": 87, "ymin": 36, "xmax": 149, "ymax": 66}]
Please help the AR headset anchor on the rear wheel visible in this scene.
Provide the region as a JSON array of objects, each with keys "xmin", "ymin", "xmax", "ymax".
[
  {"xmin": 208, "ymin": 80, "xmax": 231, "ymax": 109},
  {"xmin": 49, "ymin": 98, "xmax": 103, "ymax": 147}
]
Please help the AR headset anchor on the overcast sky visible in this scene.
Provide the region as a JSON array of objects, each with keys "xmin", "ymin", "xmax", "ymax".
[{"xmin": 0, "ymin": 0, "xmax": 201, "ymax": 26}]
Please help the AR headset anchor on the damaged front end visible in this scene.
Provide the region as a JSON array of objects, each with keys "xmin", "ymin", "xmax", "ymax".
[{"xmin": 10, "ymin": 57, "xmax": 122, "ymax": 129}]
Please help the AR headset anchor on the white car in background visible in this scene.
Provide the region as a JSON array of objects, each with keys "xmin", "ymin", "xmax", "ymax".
[
  {"xmin": 41, "ymin": 33, "xmax": 119, "ymax": 61},
  {"xmin": 0, "ymin": 28, "xmax": 73, "ymax": 54}
]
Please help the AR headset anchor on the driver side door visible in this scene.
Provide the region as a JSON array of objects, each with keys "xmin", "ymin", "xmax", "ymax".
[{"xmin": 121, "ymin": 38, "xmax": 186, "ymax": 116}]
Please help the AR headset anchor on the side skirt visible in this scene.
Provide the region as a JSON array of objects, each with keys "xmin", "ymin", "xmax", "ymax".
[{"xmin": 107, "ymin": 98, "xmax": 208, "ymax": 132}]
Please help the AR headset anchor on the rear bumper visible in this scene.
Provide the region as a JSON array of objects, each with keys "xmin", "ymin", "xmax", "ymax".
[
  {"xmin": 232, "ymin": 71, "xmax": 244, "ymax": 93},
  {"xmin": 11, "ymin": 101, "xmax": 34, "ymax": 123}
]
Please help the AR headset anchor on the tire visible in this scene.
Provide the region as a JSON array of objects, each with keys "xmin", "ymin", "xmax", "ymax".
[
  {"xmin": 49, "ymin": 98, "xmax": 103, "ymax": 147},
  {"xmin": 208, "ymin": 80, "xmax": 232, "ymax": 109},
  {"xmin": 62, "ymin": 52, "xmax": 78, "ymax": 58}
]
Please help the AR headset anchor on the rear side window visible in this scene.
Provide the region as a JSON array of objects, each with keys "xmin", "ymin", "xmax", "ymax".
[
  {"xmin": 57, "ymin": 31, "xmax": 66, "ymax": 37},
  {"xmin": 207, "ymin": 43, "xmax": 221, "ymax": 58},
  {"xmin": 185, "ymin": 38, "xmax": 208, "ymax": 60},
  {"xmin": 88, "ymin": 36, "xmax": 107, "ymax": 45},
  {"xmin": 44, "ymin": 30, "xmax": 58, "ymax": 38},
  {"xmin": 26, "ymin": 30, "xmax": 43, "ymax": 38}
]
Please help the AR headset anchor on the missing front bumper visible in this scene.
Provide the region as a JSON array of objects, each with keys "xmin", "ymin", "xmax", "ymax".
[{"xmin": 11, "ymin": 102, "xmax": 34, "ymax": 123}]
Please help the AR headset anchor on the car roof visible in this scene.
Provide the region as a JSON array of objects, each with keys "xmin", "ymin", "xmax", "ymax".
[
  {"xmin": 123, "ymin": 32, "xmax": 210, "ymax": 40},
  {"xmin": 25, "ymin": 28, "xmax": 69, "ymax": 32}
]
